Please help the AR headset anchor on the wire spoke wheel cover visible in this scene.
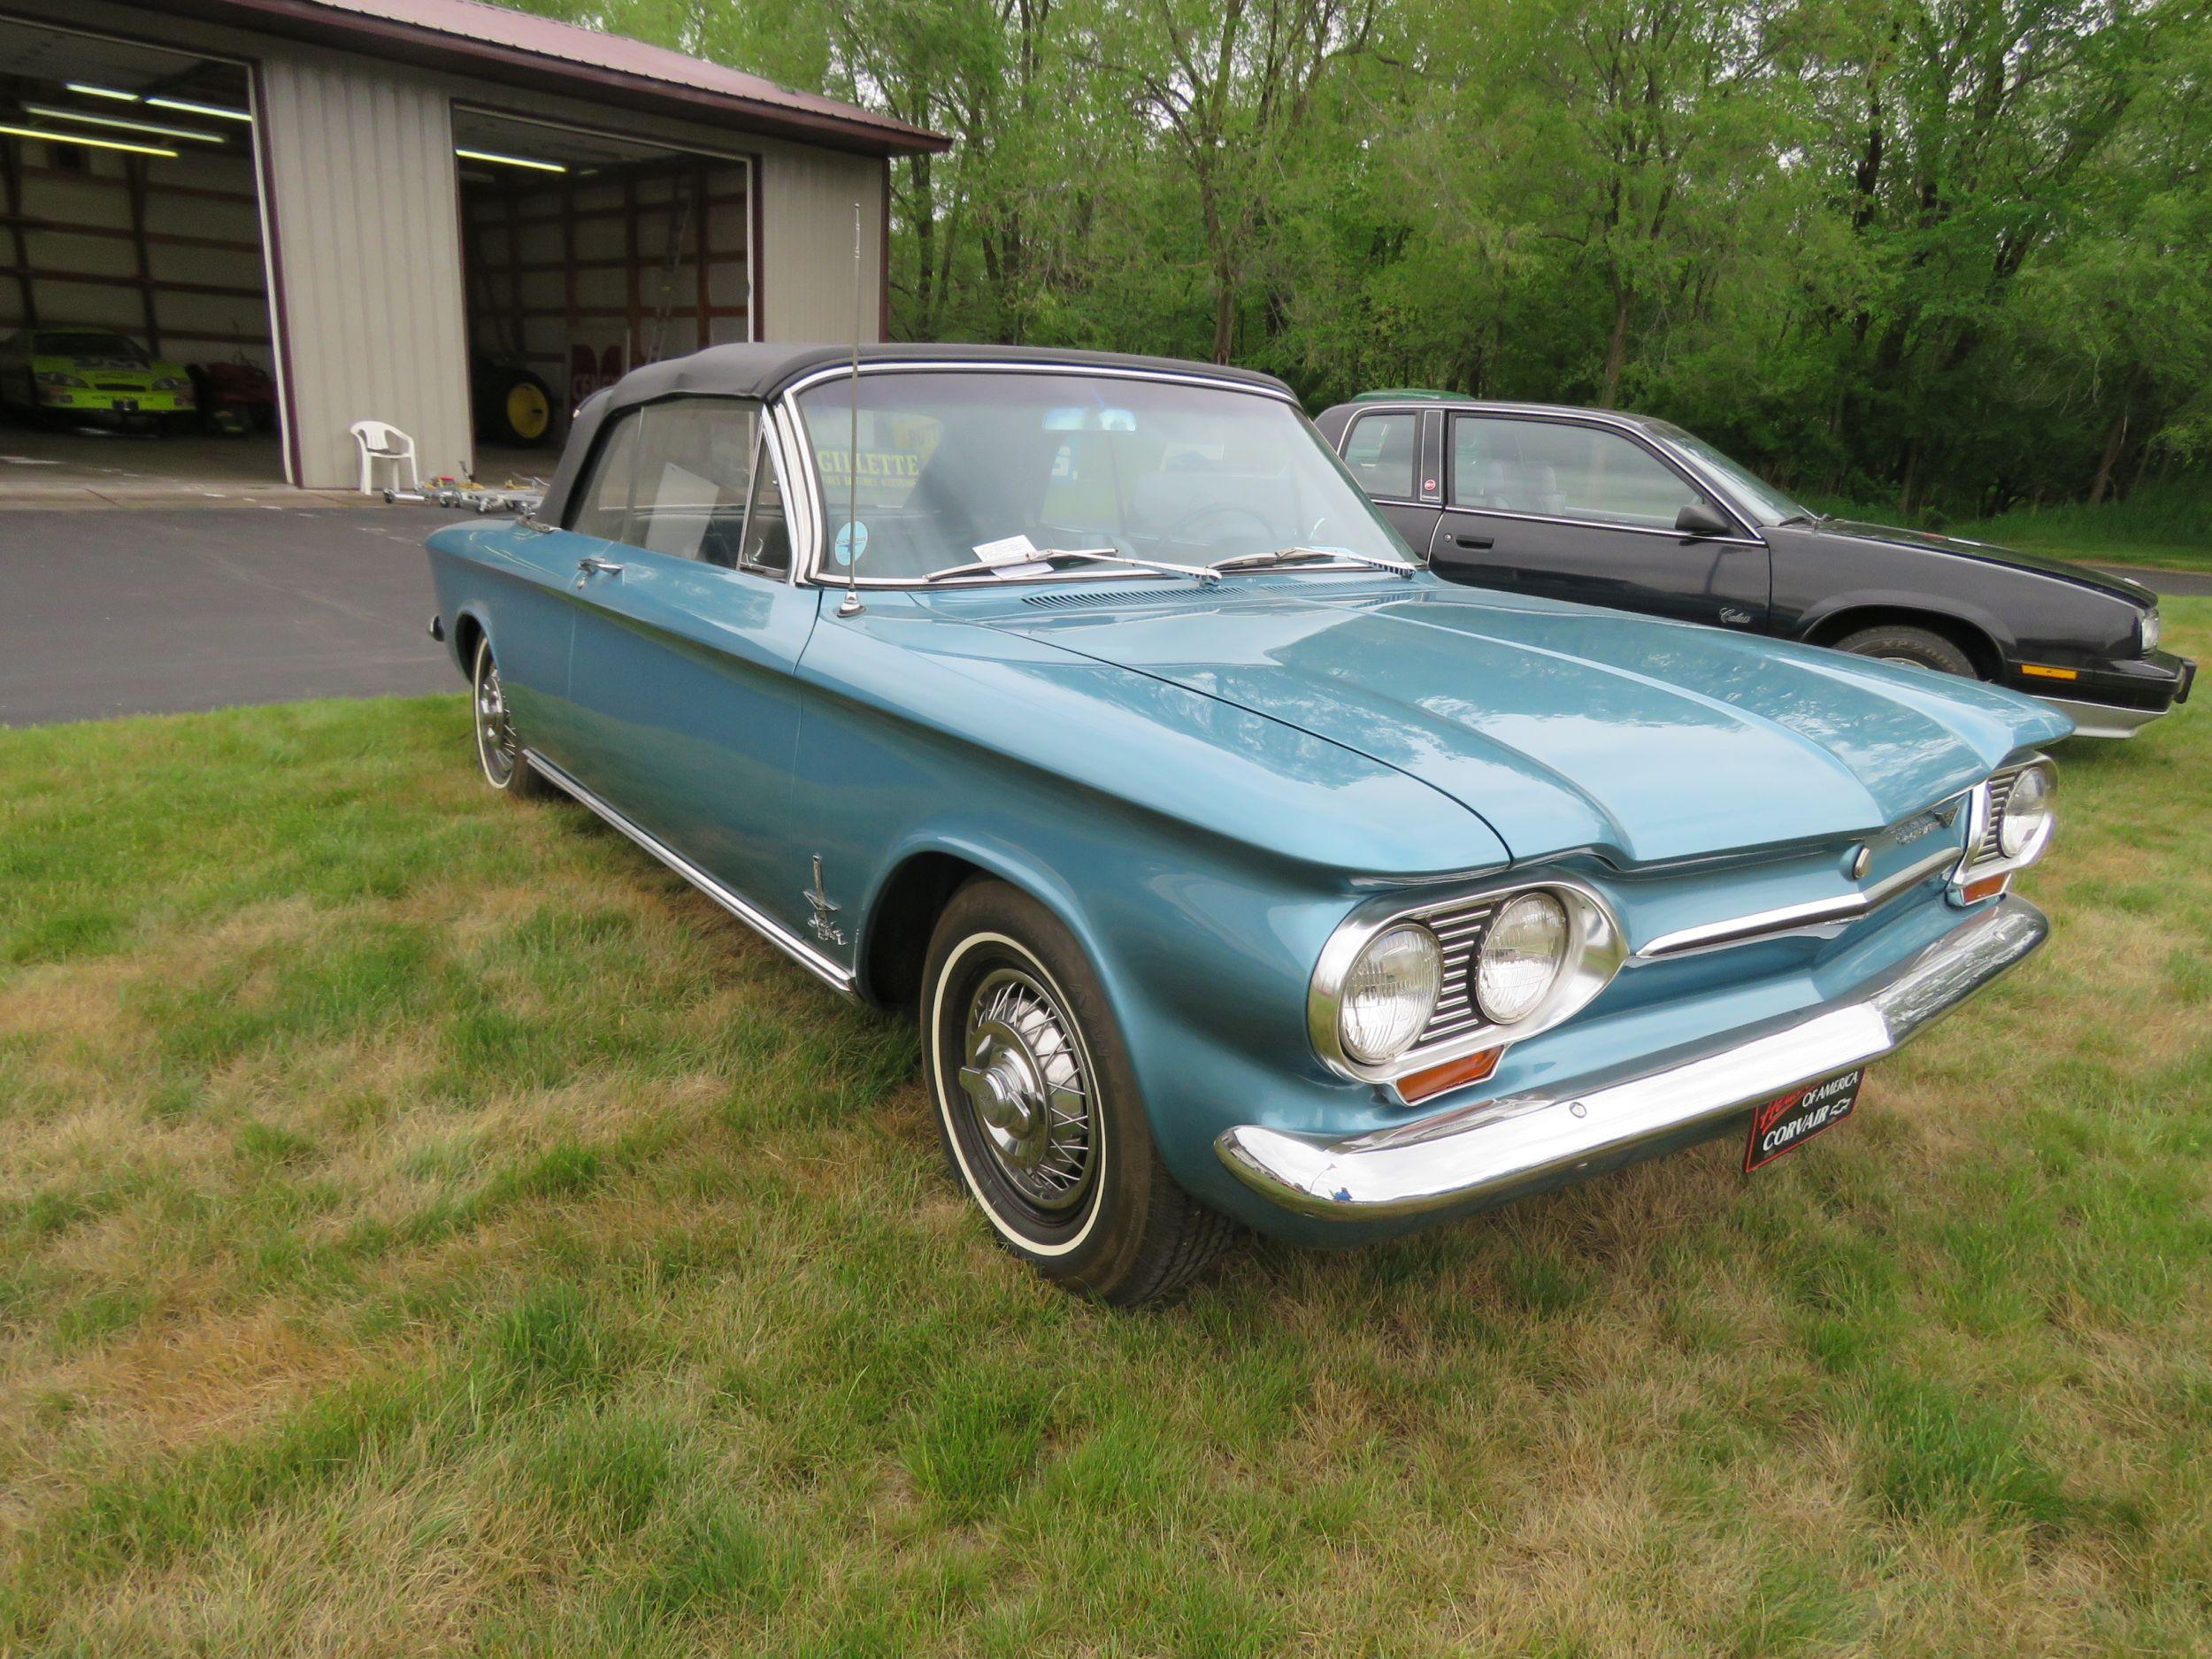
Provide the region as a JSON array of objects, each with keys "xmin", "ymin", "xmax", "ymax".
[
  {"xmin": 473, "ymin": 642, "xmax": 519, "ymax": 787},
  {"xmin": 956, "ymin": 966, "xmax": 1096, "ymax": 1216}
]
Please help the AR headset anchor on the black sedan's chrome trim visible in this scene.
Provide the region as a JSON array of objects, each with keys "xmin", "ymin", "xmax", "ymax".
[
  {"xmin": 522, "ymin": 749, "xmax": 858, "ymax": 996},
  {"xmin": 1221, "ymin": 897, "xmax": 2047, "ymax": 1222},
  {"xmin": 2031, "ymin": 693, "xmax": 2171, "ymax": 740}
]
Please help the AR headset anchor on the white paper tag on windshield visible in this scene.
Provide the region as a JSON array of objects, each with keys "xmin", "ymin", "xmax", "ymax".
[{"xmin": 972, "ymin": 533, "xmax": 1041, "ymax": 565}]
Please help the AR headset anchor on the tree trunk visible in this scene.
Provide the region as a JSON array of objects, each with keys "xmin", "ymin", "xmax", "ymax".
[
  {"xmin": 1601, "ymin": 281, "xmax": 1631, "ymax": 404},
  {"xmin": 2087, "ymin": 407, "xmax": 2127, "ymax": 505}
]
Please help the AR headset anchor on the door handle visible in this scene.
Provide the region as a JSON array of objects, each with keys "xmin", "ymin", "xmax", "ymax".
[
  {"xmin": 574, "ymin": 555, "xmax": 626, "ymax": 586},
  {"xmin": 1453, "ymin": 534, "xmax": 1494, "ymax": 550}
]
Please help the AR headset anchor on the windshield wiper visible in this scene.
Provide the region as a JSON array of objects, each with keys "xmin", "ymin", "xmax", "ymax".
[
  {"xmin": 1208, "ymin": 546, "xmax": 1419, "ymax": 579},
  {"xmin": 924, "ymin": 547, "xmax": 1222, "ymax": 586}
]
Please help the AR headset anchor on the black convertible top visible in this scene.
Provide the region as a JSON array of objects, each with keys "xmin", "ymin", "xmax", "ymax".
[{"xmin": 538, "ymin": 342, "xmax": 1294, "ymax": 524}]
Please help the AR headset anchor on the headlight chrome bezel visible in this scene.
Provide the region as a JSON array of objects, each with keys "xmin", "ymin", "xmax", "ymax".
[
  {"xmin": 1310, "ymin": 878, "xmax": 1626, "ymax": 1087},
  {"xmin": 1951, "ymin": 755, "xmax": 2057, "ymax": 900}
]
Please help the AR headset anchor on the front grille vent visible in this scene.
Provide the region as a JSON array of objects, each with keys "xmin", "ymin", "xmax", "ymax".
[
  {"xmin": 1412, "ymin": 896, "xmax": 1501, "ymax": 1048},
  {"xmin": 1973, "ymin": 769, "xmax": 2021, "ymax": 866}
]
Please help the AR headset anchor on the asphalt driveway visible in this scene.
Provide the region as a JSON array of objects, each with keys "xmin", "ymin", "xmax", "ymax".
[
  {"xmin": 0, "ymin": 504, "xmax": 462, "ymax": 726},
  {"xmin": 2, "ymin": 509, "xmax": 2200, "ymax": 730}
]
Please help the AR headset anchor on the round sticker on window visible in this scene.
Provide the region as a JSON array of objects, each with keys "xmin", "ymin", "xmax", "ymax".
[{"xmin": 833, "ymin": 521, "xmax": 869, "ymax": 565}]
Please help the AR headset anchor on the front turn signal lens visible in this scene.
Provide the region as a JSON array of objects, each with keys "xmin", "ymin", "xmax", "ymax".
[{"xmin": 1395, "ymin": 1046, "xmax": 1502, "ymax": 1105}]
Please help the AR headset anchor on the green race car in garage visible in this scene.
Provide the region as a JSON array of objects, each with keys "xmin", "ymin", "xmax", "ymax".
[{"xmin": 0, "ymin": 329, "xmax": 196, "ymax": 429}]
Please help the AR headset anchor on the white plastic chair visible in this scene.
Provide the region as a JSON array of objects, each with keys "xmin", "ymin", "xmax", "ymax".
[{"xmin": 349, "ymin": 420, "xmax": 419, "ymax": 495}]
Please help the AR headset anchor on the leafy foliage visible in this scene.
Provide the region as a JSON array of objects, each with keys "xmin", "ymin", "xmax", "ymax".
[{"xmin": 514, "ymin": 0, "xmax": 2212, "ymax": 518}]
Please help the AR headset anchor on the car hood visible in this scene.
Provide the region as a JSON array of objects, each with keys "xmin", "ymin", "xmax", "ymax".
[
  {"xmin": 987, "ymin": 577, "xmax": 2070, "ymax": 867},
  {"xmin": 1807, "ymin": 518, "xmax": 2158, "ymax": 607}
]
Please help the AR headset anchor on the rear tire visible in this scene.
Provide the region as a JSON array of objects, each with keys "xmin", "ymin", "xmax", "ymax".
[
  {"xmin": 1833, "ymin": 624, "xmax": 1978, "ymax": 679},
  {"xmin": 470, "ymin": 635, "xmax": 553, "ymax": 799},
  {"xmin": 922, "ymin": 879, "xmax": 1235, "ymax": 1304}
]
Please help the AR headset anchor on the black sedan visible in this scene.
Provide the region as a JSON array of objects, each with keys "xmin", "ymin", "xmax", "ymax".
[{"xmin": 1317, "ymin": 394, "xmax": 2194, "ymax": 739}]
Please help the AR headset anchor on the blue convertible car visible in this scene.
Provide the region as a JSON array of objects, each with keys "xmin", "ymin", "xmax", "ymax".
[{"xmin": 426, "ymin": 343, "xmax": 2067, "ymax": 1303}]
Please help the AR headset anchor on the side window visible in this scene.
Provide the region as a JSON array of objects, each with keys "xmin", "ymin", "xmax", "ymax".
[
  {"xmin": 1341, "ymin": 411, "xmax": 1418, "ymax": 499},
  {"xmin": 1452, "ymin": 417, "xmax": 1705, "ymax": 529},
  {"xmin": 738, "ymin": 432, "xmax": 792, "ymax": 575},
  {"xmin": 567, "ymin": 413, "xmax": 641, "ymax": 541},
  {"xmin": 627, "ymin": 399, "xmax": 758, "ymax": 565}
]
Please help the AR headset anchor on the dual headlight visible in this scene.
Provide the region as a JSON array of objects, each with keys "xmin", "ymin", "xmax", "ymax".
[
  {"xmin": 1996, "ymin": 762, "xmax": 2055, "ymax": 861},
  {"xmin": 35, "ymin": 371, "xmax": 87, "ymax": 388},
  {"xmin": 153, "ymin": 375, "xmax": 189, "ymax": 392},
  {"xmin": 1323, "ymin": 886, "xmax": 1617, "ymax": 1078}
]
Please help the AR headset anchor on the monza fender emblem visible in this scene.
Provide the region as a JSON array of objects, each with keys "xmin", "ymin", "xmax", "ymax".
[
  {"xmin": 803, "ymin": 856, "xmax": 846, "ymax": 947},
  {"xmin": 1888, "ymin": 800, "xmax": 1962, "ymax": 847}
]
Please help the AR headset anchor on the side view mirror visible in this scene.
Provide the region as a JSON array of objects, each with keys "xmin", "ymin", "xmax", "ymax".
[{"xmin": 1675, "ymin": 501, "xmax": 1732, "ymax": 538}]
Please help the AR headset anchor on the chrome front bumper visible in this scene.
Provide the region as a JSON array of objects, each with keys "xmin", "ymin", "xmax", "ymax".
[{"xmin": 1217, "ymin": 896, "xmax": 2047, "ymax": 1222}]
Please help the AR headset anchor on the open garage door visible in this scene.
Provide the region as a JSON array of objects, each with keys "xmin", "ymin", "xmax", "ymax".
[
  {"xmin": 0, "ymin": 16, "xmax": 285, "ymax": 502},
  {"xmin": 452, "ymin": 108, "xmax": 756, "ymax": 465}
]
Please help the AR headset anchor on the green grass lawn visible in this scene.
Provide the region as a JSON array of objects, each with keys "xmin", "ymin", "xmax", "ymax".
[{"xmin": 2, "ymin": 609, "xmax": 2207, "ymax": 1656}]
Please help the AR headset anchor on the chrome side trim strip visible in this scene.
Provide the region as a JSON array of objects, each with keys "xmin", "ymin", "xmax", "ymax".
[
  {"xmin": 1219, "ymin": 896, "xmax": 2047, "ymax": 1222},
  {"xmin": 2031, "ymin": 692, "xmax": 2168, "ymax": 741},
  {"xmin": 1637, "ymin": 843, "xmax": 1961, "ymax": 958},
  {"xmin": 523, "ymin": 749, "xmax": 858, "ymax": 996}
]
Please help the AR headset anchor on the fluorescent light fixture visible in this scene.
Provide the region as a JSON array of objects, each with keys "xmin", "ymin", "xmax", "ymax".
[
  {"xmin": 0, "ymin": 123, "xmax": 176, "ymax": 157},
  {"xmin": 455, "ymin": 146, "xmax": 565, "ymax": 173},
  {"xmin": 65, "ymin": 81, "xmax": 140, "ymax": 101},
  {"xmin": 144, "ymin": 96, "xmax": 252, "ymax": 123},
  {"xmin": 24, "ymin": 104, "xmax": 224, "ymax": 142}
]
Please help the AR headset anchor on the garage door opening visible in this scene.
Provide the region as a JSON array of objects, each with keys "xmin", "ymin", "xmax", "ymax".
[
  {"xmin": 452, "ymin": 107, "xmax": 755, "ymax": 476},
  {"xmin": 0, "ymin": 17, "xmax": 284, "ymax": 501}
]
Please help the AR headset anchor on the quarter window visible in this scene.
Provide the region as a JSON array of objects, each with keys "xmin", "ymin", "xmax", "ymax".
[
  {"xmin": 739, "ymin": 433, "xmax": 792, "ymax": 574},
  {"xmin": 568, "ymin": 414, "xmax": 641, "ymax": 542},
  {"xmin": 1451, "ymin": 417, "xmax": 1707, "ymax": 531},
  {"xmin": 565, "ymin": 397, "xmax": 762, "ymax": 566},
  {"xmin": 1341, "ymin": 411, "xmax": 1419, "ymax": 499}
]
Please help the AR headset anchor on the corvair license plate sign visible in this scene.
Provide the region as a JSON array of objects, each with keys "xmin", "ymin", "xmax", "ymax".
[{"xmin": 1745, "ymin": 1069, "xmax": 1864, "ymax": 1171}]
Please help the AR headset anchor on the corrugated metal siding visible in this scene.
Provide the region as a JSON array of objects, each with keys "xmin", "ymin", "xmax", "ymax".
[
  {"xmin": 255, "ymin": 56, "xmax": 472, "ymax": 488},
  {"xmin": 758, "ymin": 146, "xmax": 883, "ymax": 343}
]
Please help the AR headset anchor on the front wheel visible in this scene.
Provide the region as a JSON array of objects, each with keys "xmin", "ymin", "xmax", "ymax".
[
  {"xmin": 470, "ymin": 635, "xmax": 552, "ymax": 798},
  {"xmin": 1833, "ymin": 624, "xmax": 1978, "ymax": 679},
  {"xmin": 922, "ymin": 879, "xmax": 1234, "ymax": 1303}
]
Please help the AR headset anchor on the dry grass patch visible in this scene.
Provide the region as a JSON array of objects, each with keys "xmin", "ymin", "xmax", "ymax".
[{"xmin": 0, "ymin": 611, "xmax": 2207, "ymax": 1655}]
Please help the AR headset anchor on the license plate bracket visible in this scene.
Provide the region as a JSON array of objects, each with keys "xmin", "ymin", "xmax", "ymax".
[{"xmin": 1745, "ymin": 1068, "xmax": 1864, "ymax": 1171}]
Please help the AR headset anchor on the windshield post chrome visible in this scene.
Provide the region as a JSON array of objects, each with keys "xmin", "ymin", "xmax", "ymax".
[{"xmin": 835, "ymin": 199, "xmax": 866, "ymax": 618}]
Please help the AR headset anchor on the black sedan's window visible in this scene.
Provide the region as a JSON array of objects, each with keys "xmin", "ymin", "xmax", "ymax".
[
  {"xmin": 1452, "ymin": 416, "xmax": 1703, "ymax": 531},
  {"xmin": 1341, "ymin": 411, "xmax": 1418, "ymax": 499}
]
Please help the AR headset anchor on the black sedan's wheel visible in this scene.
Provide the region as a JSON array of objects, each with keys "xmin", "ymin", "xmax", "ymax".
[
  {"xmin": 471, "ymin": 636, "xmax": 551, "ymax": 798},
  {"xmin": 923, "ymin": 879, "xmax": 1234, "ymax": 1304},
  {"xmin": 1834, "ymin": 624, "xmax": 1978, "ymax": 679}
]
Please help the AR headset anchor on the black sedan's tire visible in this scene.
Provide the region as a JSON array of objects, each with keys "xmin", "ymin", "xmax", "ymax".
[
  {"xmin": 470, "ymin": 636, "xmax": 553, "ymax": 799},
  {"xmin": 1833, "ymin": 624, "xmax": 1978, "ymax": 679},
  {"xmin": 922, "ymin": 879, "xmax": 1235, "ymax": 1304}
]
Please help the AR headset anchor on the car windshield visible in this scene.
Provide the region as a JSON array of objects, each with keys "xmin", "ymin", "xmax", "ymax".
[
  {"xmin": 1648, "ymin": 421, "xmax": 1811, "ymax": 526},
  {"xmin": 38, "ymin": 333, "xmax": 148, "ymax": 361},
  {"xmin": 792, "ymin": 370, "xmax": 1414, "ymax": 582}
]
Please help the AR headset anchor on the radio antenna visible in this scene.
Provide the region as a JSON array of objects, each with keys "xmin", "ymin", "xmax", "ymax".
[{"xmin": 835, "ymin": 199, "xmax": 865, "ymax": 617}]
